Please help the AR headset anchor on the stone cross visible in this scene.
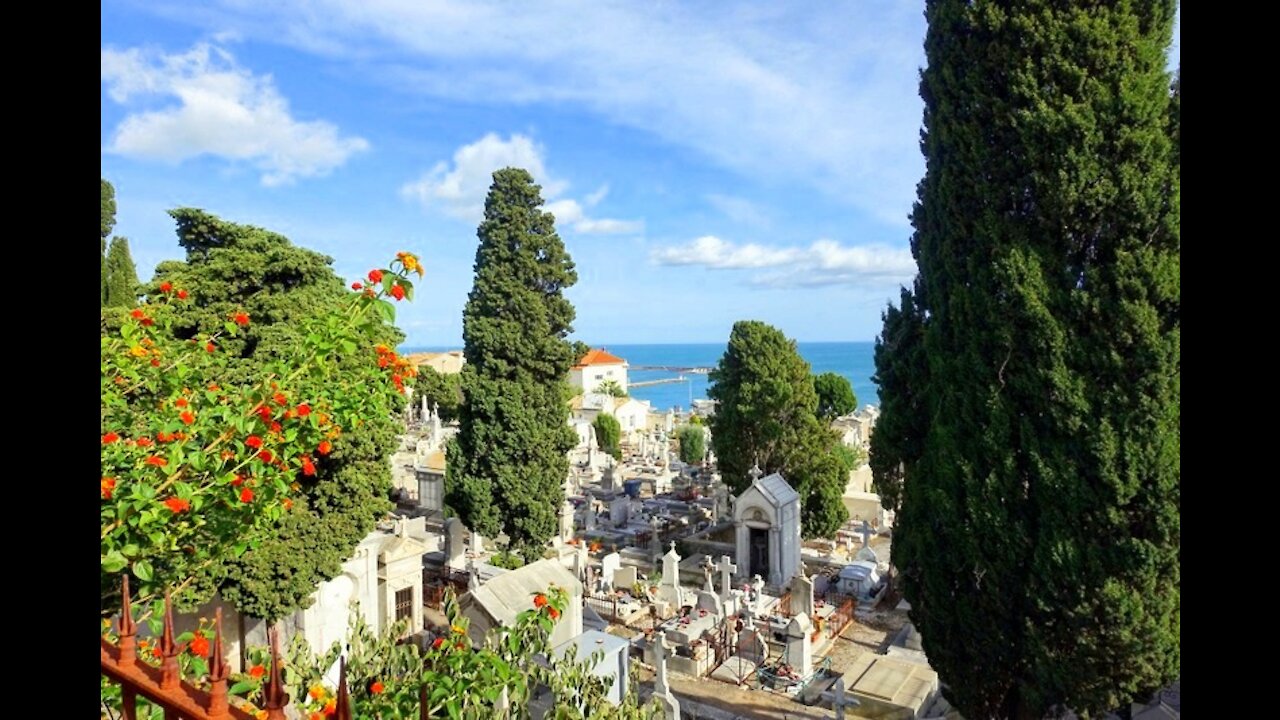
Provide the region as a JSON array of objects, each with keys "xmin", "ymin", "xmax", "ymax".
[
  {"xmin": 822, "ymin": 677, "xmax": 860, "ymax": 720},
  {"xmin": 716, "ymin": 556, "xmax": 738, "ymax": 600},
  {"xmin": 860, "ymin": 520, "xmax": 874, "ymax": 548},
  {"xmin": 653, "ymin": 632, "xmax": 674, "ymax": 694},
  {"xmin": 702, "ymin": 556, "xmax": 715, "ymax": 593},
  {"xmin": 748, "ymin": 463, "xmax": 763, "ymax": 483},
  {"xmin": 751, "ymin": 574, "xmax": 765, "ymax": 601}
]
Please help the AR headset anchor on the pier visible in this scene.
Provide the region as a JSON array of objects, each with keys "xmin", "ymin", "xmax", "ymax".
[
  {"xmin": 630, "ymin": 365, "xmax": 712, "ymax": 374},
  {"xmin": 629, "ymin": 375, "xmax": 690, "ymax": 388}
]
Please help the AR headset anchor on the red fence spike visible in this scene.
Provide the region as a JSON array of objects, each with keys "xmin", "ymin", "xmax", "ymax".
[
  {"xmin": 335, "ymin": 656, "xmax": 352, "ymax": 720},
  {"xmin": 420, "ymin": 683, "xmax": 429, "ymax": 720},
  {"xmin": 117, "ymin": 575, "xmax": 137, "ymax": 668},
  {"xmin": 206, "ymin": 608, "xmax": 230, "ymax": 718},
  {"xmin": 263, "ymin": 624, "xmax": 289, "ymax": 720},
  {"xmin": 159, "ymin": 590, "xmax": 181, "ymax": 690}
]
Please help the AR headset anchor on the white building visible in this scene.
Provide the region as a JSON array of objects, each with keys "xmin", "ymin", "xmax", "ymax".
[
  {"xmin": 569, "ymin": 349, "xmax": 629, "ymax": 395},
  {"xmin": 459, "ymin": 558, "xmax": 584, "ymax": 648},
  {"xmin": 733, "ymin": 470, "xmax": 803, "ymax": 588}
]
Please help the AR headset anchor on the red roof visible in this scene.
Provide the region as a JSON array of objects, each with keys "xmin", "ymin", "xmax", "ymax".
[{"xmin": 575, "ymin": 348, "xmax": 626, "ymax": 368}]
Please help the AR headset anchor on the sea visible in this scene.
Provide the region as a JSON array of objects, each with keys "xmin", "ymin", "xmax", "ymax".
[{"xmin": 401, "ymin": 342, "xmax": 878, "ymax": 413}]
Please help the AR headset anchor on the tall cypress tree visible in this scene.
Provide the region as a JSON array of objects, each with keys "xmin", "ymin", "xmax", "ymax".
[
  {"xmin": 103, "ymin": 236, "xmax": 139, "ymax": 308},
  {"xmin": 448, "ymin": 168, "xmax": 579, "ymax": 561},
  {"xmin": 708, "ymin": 320, "xmax": 850, "ymax": 538},
  {"xmin": 870, "ymin": 2, "xmax": 1179, "ymax": 717},
  {"xmin": 102, "ymin": 179, "xmax": 117, "ymax": 306}
]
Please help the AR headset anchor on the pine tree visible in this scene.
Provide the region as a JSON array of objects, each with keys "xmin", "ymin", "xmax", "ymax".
[
  {"xmin": 103, "ymin": 236, "xmax": 139, "ymax": 308},
  {"xmin": 708, "ymin": 321, "xmax": 849, "ymax": 538},
  {"xmin": 813, "ymin": 372, "xmax": 858, "ymax": 421},
  {"xmin": 870, "ymin": 2, "xmax": 1180, "ymax": 716},
  {"xmin": 449, "ymin": 168, "xmax": 579, "ymax": 561}
]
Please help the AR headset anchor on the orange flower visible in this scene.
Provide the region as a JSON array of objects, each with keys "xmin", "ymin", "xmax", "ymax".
[
  {"xmin": 175, "ymin": 398, "xmax": 189, "ymax": 408},
  {"xmin": 272, "ymin": 392, "xmax": 287, "ymax": 406},
  {"xmin": 375, "ymin": 344, "xmax": 390, "ymax": 355},
  {"xmin": 145, "ymin": 456, "xmax": 168, "ymax": 467},
  {"xmin": 164, "ymin": 497, "xmax": 191, "ymax": 513},
  {"xmin": 180, "ymin": 411, "xmax": 196, "ymax": 425},
  {"xmin": 160, "ymin": 281, "xmax": 172, "ymax": 293},
  {"xmin": 150, "ymin": 357, "xmax": 161, "ymax": 366},
  {"xmin": 310, "ymin": 714, "xmax": 323, "ymax": 720},
  {"xmin": 533, "ymin": 594, "xmax": 547, "ymax": 608},
  {"xmin": 101, "ymin": 477, "xmax": 116, "ymax": 499},
  {"xmin": 136, "ymin": 437, "xmax": 153, "ymax": 448},
  {"xmin": 317, "ymin": 440, "xmax": 332, "ymax": 456},
  {"xmin": 389, "ymin": 284, "xmax": 405, "ymax": 301},
  {"xmin": 130, "ymin": 308, "xmax": 145, "ymax": 320},
  {"xmin": 256, "ymin": 711, "xmax": 268, "ymax": 720},
  {"xmin": 548, "ymin": 607, "xmax": 561, "ymax": 620},
  {"xmin": 270, "ymin": 421, "xmax": 282, "ymax": 433},
  {"xmin": 129, "ymin": 345, "xmax": 149, "ymax": 358},
  {"xmin": 102, "ymin": 432, "xmax": 120, "ymax": 444},
  {"xmin": 233, "ymin": 312, "xmax": 250, "ymax": 326},
  {"xmin": 282, "ymin": 498, "xmax": 293, "ymax": 510},
  {"xmin": 368, "ymin": 269, "xmax": 383, "ymax": 283},
  {"xmin": 323, "ymin": 698, "xmax": 336, "ymax": 715},
  {"xmin": 208, "ymin": 383, "xmax": 220, "ymax": 391},
  {"xmin": 189, "ymin": 634, "xmax": 210, "ymax": 657},
  {"xmin": 240, "ymin": 488, "xmax": 254, "ymax": 503},
  {"xmin": 296, "ymin": 404, "xmax": 311, "ymax": 417},
  {"xmin": 370, "ymin": 681, "xmax": 385, "ymax": 694},
  {"xmin": 157, "ymin": 432, "xmax": 172, "ymax": 442},
  {"xmin": 232, "ymin": 475, "xmax": 245, "ymax": 487},
  {"xmin": 308, "ymin": 685, "xmax": 326, "ymax": 701},
  {"xmin": 177, "ymin": 289, "xmax": 189, "ymax": 300},
  {"xmin": 301, "ymin": 457, "xmax": 316, "ymax": 476},
  {"xmin": 205, "ymin": 342, "xmax": 216, "ymax": 353},
  {"xmin": 245, "ymin": 435, "xmax": 263, "ymax": 449},
  {"xmin": 248, "ymin": 664, "xmax": 265, "ymax": 679}
]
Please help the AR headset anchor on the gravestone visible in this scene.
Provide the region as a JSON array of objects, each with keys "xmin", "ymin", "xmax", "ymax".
[
  {"xmin": 656, "ymin": 542, "xmax": 685, "ymax": 611},
  {"xmin": 600, "ymin": 553, "xmax": 622, "ymax": 590},
  {"xmin": 786, "ymin": 613, "xmax": 814, "ymax": 678},
  {"xmin": 696, "ymin": 589, "xmax": 723, "ymax": 618},
  {"xmin": 790, "ymin": 573, "xmax": 815, "ymax": 619},
  {"xmin": 559, "ymin": 500, "xmax": 576, "ymax": 542},
  {"xmin": 609, "ymin": 497, "xmax": 630, "ymax": 527},
  {"xmin": 613, "ymin": 565, "xmax": 637, "ymax": 591},
  {"xmin": 584, "ymin": 501, "xmax": 597, "ymax": 531},
  {"xmin": 444, "ymin": 517, "xmax": 466, "ymax": 571},
  {"xmin": 470, "ymin": 530, "xmax": 483, "ymax": 555}
]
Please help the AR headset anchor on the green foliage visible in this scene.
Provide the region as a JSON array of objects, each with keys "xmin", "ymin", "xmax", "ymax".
[
  {"xmin": 571, "ymin": 340, "xmax": 591, "ymax": 364},
  {"xmin": 104, "ymin": 208, "xmax": 409, "ymax": 622},
  {"xmin": 104, "ymin": 236, "xmax": 140, "ymax": 308},
  {"xmin": 707, "ymin": 321, "xmax": 849, "ymax": 538},
  {"xmin": 489, "ymin": 550, "xmax": 527, "ymax": 570},
  {"xmin": 449, "ymin": 168, "xmax": 579, "ymax": 561},
  {"xmin": 594, "ymin": 379, "xmax": 626, "ymax": 397},
  {"xmin": 676, "ymin": 425, "xmax": 706, "ymax": 465},
  {"xmin": 415, "ymin": 365, "xmax": 463, "ymax": 422},
  {"xmin": 593, "ymin": 413, "xmax": 623, "ymax": 460},
  {"xmin": 813, "ymin": 372, "xmax": 857, "ymax": 421},
  {"xmin": 102, "ymin": 178, "xmax": 117, "ymax": 305},
  {"xmin": 871, "ymin": 2, "xmax": 1180, "ymax": 716}
]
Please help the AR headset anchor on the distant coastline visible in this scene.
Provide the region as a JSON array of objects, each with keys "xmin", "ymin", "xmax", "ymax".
[{"xmin": 401, "ymin": 341, "xmax": 879, "ymax": 413}]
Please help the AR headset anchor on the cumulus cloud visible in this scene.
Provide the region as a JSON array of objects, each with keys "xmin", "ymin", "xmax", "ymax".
[
  {"xmin": 101, "ymin": 42, "xmax": 368, "ymax": 186},
  {"xmin": 402, "ymin": 134, "xmax": 641, "ymax": 233},
  {"xmin": 653, "ymin": 236, "xmax": 915, "ymax": 287}
]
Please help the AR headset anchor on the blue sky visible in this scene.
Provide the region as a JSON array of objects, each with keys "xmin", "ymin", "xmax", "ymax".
[{"xmin": 102, "ymin": 2, "xmax": 1180, "ymax": 346}]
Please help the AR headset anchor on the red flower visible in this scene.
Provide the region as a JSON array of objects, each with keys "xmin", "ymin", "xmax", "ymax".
[
  {"xmin": 256, "ymin": 406, "xmax": 273, "ymax": 421},
  {"xmin": 164, "ymin": 497, "xmax": 190, "ymax": 513},
  {"xmin": 189, "ymin": 634, "xmax": 210, "ymax": 657},
  {"xmin": 160, "ymin": 281, "xmax": 173, "ymax": 293},
  {"xmin": 378, "ymin": 355, "xmax": 390, "ymax": 369},
  {"xmin": 248, "ymin": 664, "xmax": 265, "ymax": 679},
  {"xmin": 175, "ymin": 398, "xmax": 189, "ymax": 408},
  {"xmin": 301, "ymin": 456, "xmax": 316, "ymax": 476},
  {"xmin": 180, "ymin": 411, "xmax": 195, "ymax": 425},
  {"xmin": 368, "ymin": 269, "xmax": 383, "ymax": 283},
  {"xmin": 272, "ymin": 392, "xmax": 287, "ymax": 406},
  {"xmin": 130, "ymin": 309, "xmax": 145, "ymax": 320},
  {"xmin": 533, "ymin": 594, "xmax": 547, "ymax": 608},
  {"xmin": 317, "ymin": 440, "xmax": 333, "ymax": 456},
  {"xmin": 432, "ymin": 637, "xmax": 445, "ymax": 650},
  {"xmin": 232, "ymin": 475, "xmax": 245, "ymax": 487},
  {"xmin": 233, "ymin": 312, "xmax": 250, "ymax": 326},
  {"xmin": 351, "ymin": 282, "xmax": 362, "ymax": 290},
  {"xmin": 245, "ymin": 435, "xmax": 263, "ymax": 449},
  {"xmin": 102, "ymin": 432, "xmax": 120, "ymax": 445},
  {"xmin": 145, "ymin": 456, "xmax": 168, "ymax": 467},
  {"xmin": 136, "ymin": 437, "xmax": 153, "ymax": 448},
  {"xmin": 142, "ymin": 317, "xmax": 155, "ymax": 327},
  {"xmin": 370, "ymin": 681, "xmax": 385, "ymax": 694},
  {"xmin": 282, "ymin": 498, "xmax": 294, "ymax": 510},
  {"xmin": 548, "ymin": 607, "xmax": 560, "ymax": 620},
  {"xmin": 296, "ymin": 404, "xmax": 311, "ymax": 417},
  {"xmin": 270, "ymin": 421, "xmax": 282, "ymax": 433},
  {"xmin": 208, "ymin": 383, "xmax": 220, "ymax": 391},
  {"xmin": 257, "ymin": 450, "xmax": 274, "ymax": 463},
  {"xmin": 205, "ymin": 342, "xmax": 216, "ymax": 353},
  {"xmin": 157, "ymin": 432, "xmax": 172, "ymax": 442},
  {"xmin": 150, "ymin": 357, "xmax": 161, "ymax": 366},
  {"xmin": 101, "ymin": 477, "xmax": 116, "ymax": 499},
  {"xmin": 390, "ymin": 284, "xmax": 406, "ymax": 301},
  {"xmin": 240, "ymin": 488, "xmax": 254, "ymax": 503},
  {"xmin": 177, "ymin": 289, "xmax": 189, "ymax": 300}
]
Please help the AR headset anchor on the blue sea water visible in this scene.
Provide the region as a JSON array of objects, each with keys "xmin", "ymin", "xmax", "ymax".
[{"xmin": 403, "ymin": 342, "xmax": 878, "ymax": 413}]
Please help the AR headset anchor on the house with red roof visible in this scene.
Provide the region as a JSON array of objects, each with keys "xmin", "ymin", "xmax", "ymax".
[{"xmin": 569, "ymin": 348, "xmax": 629, "ymax": 395}]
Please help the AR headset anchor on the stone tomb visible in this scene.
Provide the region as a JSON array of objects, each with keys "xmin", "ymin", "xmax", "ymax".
[{"xmin": 733, "ymin": 469, "xmax": 802, "ymax": 587}]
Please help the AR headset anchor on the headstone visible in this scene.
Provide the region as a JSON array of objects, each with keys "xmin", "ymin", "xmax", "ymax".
[
  {"xmin": 444, "ymin": 517, "xmax": 466, "ymax": 571},
  {"xmin": 716, "ymin": 556, "xmax": 738, "ymax": 601},
  {"xmin": 602, "ymin": 457, "xmax": 617, "ymax": 492},
  {"xmin": 585, "ymin": 501, "xmax": 597, "ymax": 531},
  {"xmin": 656, "ymin": 542, "xmax": 684, "ymax": 610},
  {"xmin": 600, "ymin": 553, "xmax": 622, "ymax": 590},
  {"xmin": 790, "ymin": 573, "xmax": 815, "ymax": 619},
  {"xmin": 559, "ymin": 500, "xmax": 576, "ymax": 542},
  {"xmin": 696, "ymin": 590, "xmax": 722, "ymax": 618},
  {"xmin": 609, "ymin": 496, "xmax": 630, "ymax": 527},
  {"xmin": 786, "ymin": 613, "xmax": 814, "ymax": 678},
  {"xmin": 651, "ymin": 634, "xmax": 681, "ymax": 720},
  {"xmin": 702, "ymin": 556, "xmax": 715, "ymax": 593},
  {"xmin": 613, "ymin": 565, "xmax": 637, "ymax": 591},
  {"xmin": 855, "ymin": 544, "xmax": 879, "ymax": 563}
]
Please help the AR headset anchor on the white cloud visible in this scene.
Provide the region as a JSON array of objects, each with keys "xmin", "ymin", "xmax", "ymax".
[
  {"xmin": 101, "ymin": 42, "xmax": 368, "ymax": 186},
  {"xmin": 706, "ymin": 193, "xmax": 768, "ymax": 226},
  {"xmin": 653, "ymin": 236, "xmax": 915, "ymax": 287},
  {"xmin": 403, "ymin": 135, "xmax": 640, "ymax": 233}
]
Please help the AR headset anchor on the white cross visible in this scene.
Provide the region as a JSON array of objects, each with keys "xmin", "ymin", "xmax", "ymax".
[
  {"xmin": 822, "ymin": 677, "xmax": 860, "ymax": 719},
  {"xmin": 717, "ymin": 555, "xmax": 738, "ymax": 599}
]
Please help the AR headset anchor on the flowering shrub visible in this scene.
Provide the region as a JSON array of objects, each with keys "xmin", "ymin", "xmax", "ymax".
[{"xmin": 100, "ymin": 253, "xmax": 422, "ymax": 604}]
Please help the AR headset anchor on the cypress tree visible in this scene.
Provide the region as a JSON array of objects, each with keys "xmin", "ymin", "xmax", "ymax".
[
  {"xmin": 708, "ymin": 321, "xmax": 849, "ymax": 538},
  {"xmin": 870, "ymin": 2, "xmax": 1180, "ymax": 717},
  {"xmin": 103, "ymin": 236, "xmax": 139, "ymax": 308},
  {"xmin": 448, "ymin": 168, "xmax": 579, "ymax": 561},
  {"xmin": 593, "ymin": 413, "xmax": 622, "ymax": 460},
  {"xmin": 102, "ymin": 179, "xmax": 116, "ymax": 306}
]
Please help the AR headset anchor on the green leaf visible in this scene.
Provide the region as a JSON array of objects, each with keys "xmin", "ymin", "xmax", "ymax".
[
  {"xmin": 132, "ymin": 560, "xmax": 154, "ymax": 583},
  {"xmin": 228, "ymin": 681, "xmax": 255, "ymax": 695},
  {"xmin": 122, "ymin": 543, "xmax": 140, "ymax": 558},
  {"xmin": 103, "ymin": 550, "xmax": 128, "ymax": 573}
]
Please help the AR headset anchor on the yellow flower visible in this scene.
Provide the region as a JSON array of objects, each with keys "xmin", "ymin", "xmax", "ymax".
[
  {"xmin": 398, "ymin": 251, "xmax": 424, "ymax": 277},
  {"xmin": 308, "ymin": 685, "xmax": 326, "ymax": 701},
  {"xmin": 256, "ymin": 711, "xmax": 268, "ymax": 720},
  {"xmin": 129, "ymin": 345, "xmax": 148, "ymax": 358},
  {"xmin": 452, "ymin": 624, "xmax": 466, "ymax": 634}
]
